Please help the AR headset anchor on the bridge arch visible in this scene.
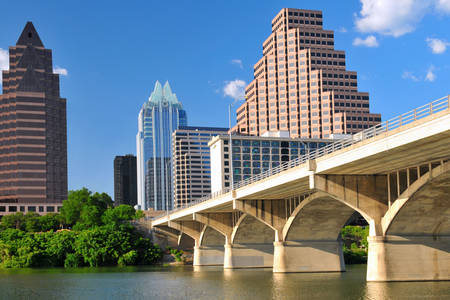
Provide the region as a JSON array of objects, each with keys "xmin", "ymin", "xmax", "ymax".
[
  {"xmin": 282, "ymin": 191, "xmax": 370, "ymax": 242},
  {"xmin": 231, "ymin": 213, "xmax": 275, "ymax": 244},
  {"xmin": 199, "ymin": 226, "xmax": 225, "ymax": 247},
  {"xmin": 382, "ymin": 161, "xmax": 450, "ymax": 236}
]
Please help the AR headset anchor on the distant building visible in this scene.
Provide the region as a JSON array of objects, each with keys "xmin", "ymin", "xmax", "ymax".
[
  {"xmin": 0, "ymin": 22, "xmax": 67, "ymax": 215},
  {"xmin": 172, "ymin": 126, "xmax": 228, "ymax": 208},
  {"xmin": 114, "ymin": 155, "xmax": 137, "ymax": 207},
  {"xmin": 208, "ymin": 133, "xmax": 334, "ymax": 193},
  {"xmin": 234, "ymin": 8, "xmax": 381, "ymax": 138},
  {"xmin": 136, "ymin": 81, "xmax": 187, "ymax": 211}
]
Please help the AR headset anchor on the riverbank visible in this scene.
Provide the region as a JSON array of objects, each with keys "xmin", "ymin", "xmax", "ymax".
[{"xmin": 0, "ymin": 189, "xmax": 161, "ymax": 269}]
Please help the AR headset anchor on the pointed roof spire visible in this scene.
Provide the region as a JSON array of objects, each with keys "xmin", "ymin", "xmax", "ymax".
[
  {"xmin": 16, "ymin": 22, "xmax": 44, "ymax": 47},
  {"xmin": 163, "ymin": 81, "xmax": 172, "ymax": 95},
  {"xmin": 149, "ymin": 80, "xmax": 163, "ymax": 103}
]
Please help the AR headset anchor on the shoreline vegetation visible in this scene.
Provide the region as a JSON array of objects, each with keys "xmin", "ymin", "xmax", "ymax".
[
  {"xmin": 0, "ymin": 188, "xmax": 368, "ymax": 268},
  {"xmin": 0, "ymin": 188, "xmax": 161, "ymax": 268}
]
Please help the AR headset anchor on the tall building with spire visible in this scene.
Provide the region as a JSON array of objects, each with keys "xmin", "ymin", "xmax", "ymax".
[
  {"xmin": 234, "ymin": 8, "xmax": 381, "ymax": 138},
  {"xmin": 0, "ymin": 22, "xmax": 67, "ymax": 215},
  {"xmin": 136, "ymin": 81, "xmax": 187, "ymax": 211}
]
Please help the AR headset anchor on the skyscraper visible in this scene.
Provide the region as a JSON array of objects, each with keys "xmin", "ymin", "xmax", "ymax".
[
  {"xmin": 136, "ymin": 81, "xmax": 187, "ymax": 211},
  {"xmin": 0, "ymin": 22, "xmax": 67, "ymax": 215},
  {"xmin": 234, "ymin": 8, "xmax": 381, "ymax": 138},
  {"xmin": 114, "ymin": 155, "xmax": 137, "ymax": 207}
]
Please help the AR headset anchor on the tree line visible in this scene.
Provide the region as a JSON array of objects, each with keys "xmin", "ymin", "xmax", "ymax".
[{"xmin": 0, "ymin": 188, "xmax": 161, "ymax": 268}]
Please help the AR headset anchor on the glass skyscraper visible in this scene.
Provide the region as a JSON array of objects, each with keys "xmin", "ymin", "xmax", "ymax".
[{"xmin": 136, "ymin": 81, "xmax": 187, "ymax": 211}]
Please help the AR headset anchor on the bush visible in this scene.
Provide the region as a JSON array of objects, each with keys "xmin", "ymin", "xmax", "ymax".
[
  {"xmin": 167, "ymin": 247, "xmax": 184, "ymax": 262},
  {"xmin": 118, "ymin": 250, "xmax": 138, "ymax": 267},
  {"xmin": 64, "ymin": 253, "xmax": 83, "ymax": 268},
  {"xmin": 341, "ymin": 226, "xmax": 369, "ymax": 264},
  {"xmin": 0, "ymin": 189, "xmax": 162, "ymax": 269}
]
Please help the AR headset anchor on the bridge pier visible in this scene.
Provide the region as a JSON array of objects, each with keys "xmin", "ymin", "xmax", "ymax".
[
  {"xmin": 367, "ymin": 236, "xmax": 450, "ymax": 281},
  {"xmin": 273, "ymin": 240, "xmax": 345, "ymax": 273},
  {"xmin": 193, "ymin": 245, "xmax": 225, "ymax": 266},
  {"xmin": 223, "ymin": 243, "xmax": 273, "ymax": 269}
]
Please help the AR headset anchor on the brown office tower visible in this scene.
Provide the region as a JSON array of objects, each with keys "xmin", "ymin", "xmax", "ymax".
[
  {"xmin": 235, "ymin": 8, "xmax": 381, "ymax": 138},
  {"xmin": 0, "ymin": 22, "xmax": 67, "ymax": 215}
]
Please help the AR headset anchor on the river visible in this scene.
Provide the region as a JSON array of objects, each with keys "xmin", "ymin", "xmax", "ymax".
[{"xmin": 0, "ymin": 265, "xmax": 448, "ymax": 299}]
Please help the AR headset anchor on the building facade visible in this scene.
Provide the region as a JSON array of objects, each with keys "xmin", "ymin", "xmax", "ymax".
[
  {"xmin": 114, "ymin": 155, "xmax": 137, "ymax": 207},
  {"xmin": 234, "ymin": 8, "xmax": 381, "ymax": 138},
  {"xmin": 0, "ymin": 22, "xmax": 67, "ymax": 215},
  {"xmin": 136, "ymin": 81, "xmax": 187, "ymax": 211},
  {"xmin": 172, "ymin": 126, "xmax": 228, "ymax": 208},
  {"xmin": 209, "ymin": 134, "xmax": 333, "ymax": 193}
]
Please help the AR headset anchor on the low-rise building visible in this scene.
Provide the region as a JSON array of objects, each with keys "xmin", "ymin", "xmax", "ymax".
[{"xmin": 209, "ymin": 133, "xmax": 334, "ymax": 193}]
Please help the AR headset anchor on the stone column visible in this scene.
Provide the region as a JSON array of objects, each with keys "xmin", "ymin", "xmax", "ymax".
[
  {"xmin": 273, "ymin": 240, "xmax": 345, "ymax": 273},
  {"xmin": 367, "ymin": 235, "xmax": 450, "ymax": 281},
  {"xmin": 193, "ymin": 245, "xmax": 225, "ymax": 266},
  {"xmin": 223, "ymin": 243, "xmax": 273, "ymax": 269}
]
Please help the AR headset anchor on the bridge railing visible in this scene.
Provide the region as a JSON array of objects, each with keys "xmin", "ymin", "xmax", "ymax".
[
  {"xmin": 157, "ymin": 95, "xmax": 449, "ymax": 217},
  {"xmin": 233, "ymin": 95, "xmax": 449, "ymax": 189}
]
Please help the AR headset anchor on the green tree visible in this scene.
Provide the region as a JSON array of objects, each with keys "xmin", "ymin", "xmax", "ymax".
[
  {"xmin": 1, "ymin": 212, "xmax": 26, "ymax": 230},
  {"xmin": 24, "ymin": 212, "xmax": 41, "ymax": 232},
  {"xmin": 39, "ymin": 213, "xmax": 63, "ymax": 231},
  {"xmin": 101, "ymin": 205, "xmax": 136, "ymax": 227},
  {"xmin": 73, "ymin": 205, "xmax": 103, "ymax": 230},
  {"xmin": 60, "ymin": 188, "xmax": 91, "ymax": 225}
]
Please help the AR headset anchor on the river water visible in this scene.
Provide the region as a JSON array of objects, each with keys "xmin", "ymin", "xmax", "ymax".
[{"xmin": 0, "ymin": 265, "xmax": 448, "ymax": 299}]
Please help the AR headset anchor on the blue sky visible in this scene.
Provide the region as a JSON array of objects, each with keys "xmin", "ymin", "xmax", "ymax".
[{"xmin": 0, "ymin": 0, "xmax": 449, "ymax": 198}]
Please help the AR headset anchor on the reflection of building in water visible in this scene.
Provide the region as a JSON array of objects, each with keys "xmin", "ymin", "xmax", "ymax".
[
  {"xmin": 136, "ymin": 81, "xmax": 187, "ymax": 210},
  {"xmin": 209, "ymin": 133, "xmax": 334, "ymax": 193}
]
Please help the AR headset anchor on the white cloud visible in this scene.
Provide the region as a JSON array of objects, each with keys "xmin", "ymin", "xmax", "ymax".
[
  {"xmin": 337, "ymin": 27, "xmax": 348, "ymax": 33},
  {"xmin": 353, "ymin": 35, "xmax": 379, "ymax": 47},
  {"xmin": 53, "ymin": 66, "xmax": 68, "ymax": 76},
  {"xmin": 231, "ymin": 59, "xmax": 243, "ymax": 69},
  {"xmin": 223, "ymin": 79, "xmax": 246, "ymax": 100},
  {"xmin": 355, "ymin": 0, "xmax": 450, "ymax": 37},
  {"xmin": 402, "ymin": 71, "xmax": 419, "ymax": 81},
  {"xmin": 355, "ymin": 0, "xmax": 430, "ymax": 37},
  {"xmin": 426, "ymin": 38, "xmax": 449, "ymax": 54},
  {"xmin": 425, "ymin": 65, "xmax": 436, "ymax": 81},
  {"xmin": 0, "ymin": 48, "xmax": 9, "ymax": 84},
  {"xmin": 436, "ymin": 0, "xmax": 450, "ymax": 12}
]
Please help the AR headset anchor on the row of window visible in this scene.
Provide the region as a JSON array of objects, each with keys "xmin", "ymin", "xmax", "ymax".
[
  {"xmin": 0, "ymin": 205, "xmax": 61, "ymax": 213},
  {"xmin": 288, "ymin": 11, "xmax": 322, "ymax": 18}
]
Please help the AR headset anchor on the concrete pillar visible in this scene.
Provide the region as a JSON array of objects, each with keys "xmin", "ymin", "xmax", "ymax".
[
  {"xmin": 367, "ymin": 235, "xmax": 450, "ymax": 281},
  {"xmin": 223, "ymin": 243, "xmax": 273, "ymax": 269},
  {"xmin": 273, "ymin": 240, "xmax": 345, "ymax": 273},
  {"xmin": 193, "ymin": 245, "xmax": 225, "ymax": 266}
]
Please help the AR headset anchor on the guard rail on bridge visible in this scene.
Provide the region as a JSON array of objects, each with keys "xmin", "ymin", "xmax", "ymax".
[{"xmin": 156, "ymin": 95, "xmax": 450, "ymax": 217}]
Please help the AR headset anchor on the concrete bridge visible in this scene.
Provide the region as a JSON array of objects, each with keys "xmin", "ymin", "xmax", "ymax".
[{"xmin": 151, "ymin": 96, "xmax": 450, "ymax": 282}]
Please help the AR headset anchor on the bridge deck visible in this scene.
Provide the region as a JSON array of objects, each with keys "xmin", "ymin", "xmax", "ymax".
[{"xmin": 152, "ymin": 106, "xmax": 450, "ymax": 226}]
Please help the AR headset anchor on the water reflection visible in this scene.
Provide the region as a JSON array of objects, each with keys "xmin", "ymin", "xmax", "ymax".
[{"xmin": 0, "ymin": 265, "xmax": 448, "ymax": 299}]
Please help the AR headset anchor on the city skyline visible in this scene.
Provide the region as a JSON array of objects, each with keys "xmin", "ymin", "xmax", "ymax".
[{"xmin": 0, "ymin": 1, "xmax": 448, "ymax": 197}]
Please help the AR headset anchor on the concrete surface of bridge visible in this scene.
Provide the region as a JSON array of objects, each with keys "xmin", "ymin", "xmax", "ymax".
[{"xmin": 151, "ymin": 96, "xmax": 450, "ymax": 281}]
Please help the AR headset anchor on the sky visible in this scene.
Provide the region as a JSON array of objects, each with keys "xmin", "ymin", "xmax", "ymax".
[{"xmin": 0, "ymin": 0, "xmax": 449, "ymax": 198}]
